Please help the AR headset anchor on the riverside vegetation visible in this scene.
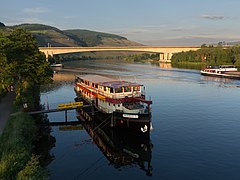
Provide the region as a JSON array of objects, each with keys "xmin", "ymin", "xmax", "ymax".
[
  {"xmin": 124, "ymin": 53, "xmax": 160, "ymax": 62},
  {"xmin": 0, "ymin": 28, "xmax": 53, "ymax": 179},
  {"xmin": 171, "ymin": 44, "xmax": 240, "ymax": 66}
]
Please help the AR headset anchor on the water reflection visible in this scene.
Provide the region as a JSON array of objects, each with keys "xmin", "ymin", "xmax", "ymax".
[
  {"xmin": 159, "ymin": 62, "xmax": 172, "ymax": 69},
  {"xmin": 33, "ymin": 113, "xmax": 56, "ymax": 168},
  {"xmin": 150, "ymin": 62, "xmax": 172, "ymax": 69},
  {"xmin": 201, "ymin": 75, "xmax": 240, "ymax": 88},
  {"xmin": 43, "ymin": 59, "xmax": 240, "ymax": 179},
  {"xmin": 171, "ymin": 63, "xmax": 203, "ymax": 70},
  {"xmin": 77, "ymin": 107, "xmax": 153, "ymax": 176},
  {"xmin": 201, "ymin": 75, "xmax": 234, "ymax": 83}
]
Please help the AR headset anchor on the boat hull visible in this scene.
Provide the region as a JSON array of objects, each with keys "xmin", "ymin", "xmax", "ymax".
[
  {"xmin": 75, "ymin": 96, "xmax": 152, "ymax": 133},
  {"xmin": 50, "ymin": 63, "xmax": 63, "ymax": 67},
  {"xmin": 112, "ymin": 111, "xmax": 151, "ymax": 133},
  {"xmin": 201, "ymin": 71, "xmax": 240, "ymax": 80}
]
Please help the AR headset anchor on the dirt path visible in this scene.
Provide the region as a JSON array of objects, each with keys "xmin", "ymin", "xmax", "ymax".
[{"xmin": 0, "ymin": 92, "xmax": 16, "ymax": 134}]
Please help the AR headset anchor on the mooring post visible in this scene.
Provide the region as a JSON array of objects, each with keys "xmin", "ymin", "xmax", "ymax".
[{"xmin": 65, "ymin": 110, "xmax": 67, "ymax": 122}]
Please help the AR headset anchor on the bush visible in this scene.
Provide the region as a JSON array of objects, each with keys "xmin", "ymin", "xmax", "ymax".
[
  {"xmin": 17, "ymin": 155, "xmax": 48, "ymax": 180},
  {"xmin": 0, "ymin": 112, "xmax": 47, "ymax": 180}
]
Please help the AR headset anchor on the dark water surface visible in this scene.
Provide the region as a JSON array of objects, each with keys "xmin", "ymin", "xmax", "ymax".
[{"xmin": 41, "ymin": 60, "xmax": 240, "ymax": 180}]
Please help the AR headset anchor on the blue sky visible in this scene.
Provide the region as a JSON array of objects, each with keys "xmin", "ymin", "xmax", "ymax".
[{"xmin": 1, "ymin": 0, "xmax": 240, "ymax": 45}]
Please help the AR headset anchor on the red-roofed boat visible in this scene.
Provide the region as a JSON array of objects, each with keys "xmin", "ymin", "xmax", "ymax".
[{"xmin": 75, "ymin": 75, "xmax": 152, "ymax": 133}]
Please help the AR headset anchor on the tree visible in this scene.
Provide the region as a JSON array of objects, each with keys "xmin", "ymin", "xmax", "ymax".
[
  {"xmin": 1, "ymin": 28, "xmax": 53, "ymax": 109},
  {"xmin": 171, "ymin": 45, "xmax": 240, "ymax": 66},
  {"xmin": 0, "ymin": 22, "xmax": 5, "ymax": 27},
  {"xmin": 0, "ymin": 32, "xmax": 12, "ymax": 94},
  {"xmin": 4, "ymin": 29, "xmax": 53, "ymax": 84}
]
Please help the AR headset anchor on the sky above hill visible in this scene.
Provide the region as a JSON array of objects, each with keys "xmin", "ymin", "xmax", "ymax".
[{"xmin": 1, "ymin": 0, "xmax": 240, "ymax": 46}]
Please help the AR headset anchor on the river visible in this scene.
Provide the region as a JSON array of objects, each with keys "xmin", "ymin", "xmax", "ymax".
[{"xmin": 41, "ymin": 59, "xmax": 240, "ymax": 180}]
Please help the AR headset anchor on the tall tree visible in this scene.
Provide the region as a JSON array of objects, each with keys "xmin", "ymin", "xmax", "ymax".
[
  {"xmin": 2, "ymin": 29, "xmax": 53, "ymax": 109},
  {"xmin": 0, "ymin": 32, "xmax": 13, "ymax": 93},
  {"xmin": 5, "ymin": 29, "xmax": 52, "ymax": 84}
]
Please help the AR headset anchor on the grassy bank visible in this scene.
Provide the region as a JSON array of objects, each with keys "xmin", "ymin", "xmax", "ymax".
[{"xmin": 0, "ymin": 112, "xmax": 48, "ymax": 180}]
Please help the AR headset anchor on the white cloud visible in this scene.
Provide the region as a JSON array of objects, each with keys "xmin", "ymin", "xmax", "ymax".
[
  {"xmin": 23, "ymin": 7, "xmax": 48, "ymax": 14},
  {"xmin": 200, "ymin": 14, "xmax": 225, "ymax": 20},
  {"xmin": 19, "ymin": 17, "xmax": 47, "ymax": 24}
]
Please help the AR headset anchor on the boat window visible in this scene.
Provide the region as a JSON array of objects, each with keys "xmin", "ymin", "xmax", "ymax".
[
  {"xmin": 133, "ymin": 86, "xmax": 140, "ymax": 91},
  {"xmin": 104, "ymin": 86, "xmax": 107, "ymax": 91},
  {"xmin": 115, "ymin": 87, "xmax": 122, "ymax": 93},
  {"xmin": 124, "ymin": 86, "xmax": 131, "ymax": 92},
  {"xmin": 110, "ymin": 88, "xmax": 114, "ymax": 93}
]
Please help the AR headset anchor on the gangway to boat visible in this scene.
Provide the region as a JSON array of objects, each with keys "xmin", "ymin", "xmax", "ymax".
[
  {"xmin": 27, "ymin": 101, "xmax": 92, "ymax": 123},
  {"xmin": 27, "ymin": 106, "xmax": 89, "ymax": 115}
]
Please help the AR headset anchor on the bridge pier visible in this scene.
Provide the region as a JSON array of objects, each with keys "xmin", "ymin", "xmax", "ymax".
[
  {"xmin": 159, "ymin": 53, "xmax": 164, "ymax": 60},
  {"xmin": 43, "ymin": 51, "xmax": 53, "ymax": 61},
  {"xmin": 159, "ymin": 52, "xmax": 172, "ymax": 63}
]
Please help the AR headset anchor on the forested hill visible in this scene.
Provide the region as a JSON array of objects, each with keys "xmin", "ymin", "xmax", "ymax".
[
  {"xmin": 64, "ymin": 29, "xmax": 142, "ymax": 47},
  {"xmin": 3, "ymin": 23, "xmax": 142, "ymax": 47}
]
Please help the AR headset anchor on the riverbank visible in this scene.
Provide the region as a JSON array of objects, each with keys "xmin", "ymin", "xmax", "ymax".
[{"xmin": 0, "ymin": 112, "xmax": 48, "ymax": 179}]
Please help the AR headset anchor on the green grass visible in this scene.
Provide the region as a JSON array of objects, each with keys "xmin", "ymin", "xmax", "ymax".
[{"xmin": 0, "ymin": 112, "xmax": 48, "ymax": 179}]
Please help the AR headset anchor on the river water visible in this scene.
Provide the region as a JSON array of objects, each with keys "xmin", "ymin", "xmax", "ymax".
[{"xmin": 41, "ymin": 59, "xmax": 240, "ymax": 180}]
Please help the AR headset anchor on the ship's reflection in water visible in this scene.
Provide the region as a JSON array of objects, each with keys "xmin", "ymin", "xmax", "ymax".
[{"xmin": 77, "ymin": 107, "xmax": 153, "ymax": 176}]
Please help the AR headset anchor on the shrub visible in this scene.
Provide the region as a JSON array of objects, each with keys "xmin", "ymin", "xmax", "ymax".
[{"xmin": 0, "ymin": 112, "xmax": 47, "ymax": 180}]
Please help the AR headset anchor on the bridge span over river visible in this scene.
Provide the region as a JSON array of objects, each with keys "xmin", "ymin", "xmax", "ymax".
[{"xmin": 39, "ymin": 46, "xmax": 200, "ymax": 62}]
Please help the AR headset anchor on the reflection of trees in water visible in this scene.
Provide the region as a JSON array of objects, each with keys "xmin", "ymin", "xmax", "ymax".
[
  {"xmin": 32, "ymin": 112, "xmax": 56, "ymax": 168},
  {"xmin": 41, "ymin": 80, "xmax": 73, "ymax": 93},
  {"xmin": 171, "ymin": 63, "xmax": 203, "ymax": 70},
  {"xmin": 41, "ymin": 72, "xmax": 75, "ymax": 93},
  {"xmin": 150, "ymin": 61, "xmax": 202, "ymax": 70}
]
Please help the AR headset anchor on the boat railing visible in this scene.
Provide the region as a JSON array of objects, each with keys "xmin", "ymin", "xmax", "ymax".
[
  {"xmin": 100, "ymin": 91, "xmax": 142, "ymax": 99},
  {"xmin": 98, "ymin": 105, "xmax": 112, "ymax": 114},
  {"xmin": 78, "ymin": 82, "xmax": 143, "ymax": 99}
]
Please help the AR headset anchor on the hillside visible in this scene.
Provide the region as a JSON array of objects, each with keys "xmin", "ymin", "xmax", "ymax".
[
  {"xmin": 9, "ymin": 23, "xmax": 142, "ymax": 47},
  {"xmin": 12, "ymin": 24, "xmax": 87, "ymax": 47},
  {"xmin": 64, "ymin": 29, "xmax": 142, "ymax": 47}
]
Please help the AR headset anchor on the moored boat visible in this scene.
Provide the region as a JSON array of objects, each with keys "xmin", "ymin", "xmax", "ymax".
[
  {"xmin": 50, "ymin": 63, "xmax": 63, "ymax": 67},
  {"xmin": 74, "ymin": 75, "xmax": 152, "ymax": 133},
  {"xmin": 200, "ymin": 65, "xmax": 240, "ymax": 79}
]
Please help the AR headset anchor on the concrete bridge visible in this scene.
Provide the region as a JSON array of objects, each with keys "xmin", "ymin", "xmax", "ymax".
[{"xmin": 39, "ymin": 46, "xmax": 200, "ymax": 62}]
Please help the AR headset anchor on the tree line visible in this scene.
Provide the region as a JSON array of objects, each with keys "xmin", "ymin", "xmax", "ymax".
[
  {"xmin": 0, "ymin": 28, "xmax": 53, "ymax": 109},
  {"xmin": 171, "ymin": 44, "xmax": 240, "ymax": 66},
  {"xmin": 124, "ymin": 53, "xmax": 160, "ymax": 62},
  {"xmin": 0, "ymin": 28, "xmax": 53, "ymax": 179}
]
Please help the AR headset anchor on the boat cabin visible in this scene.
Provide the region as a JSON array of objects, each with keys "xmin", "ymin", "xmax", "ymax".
[{"xmin": 75, "ymin": 75, "xmax": 145, "ymax": 99}]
